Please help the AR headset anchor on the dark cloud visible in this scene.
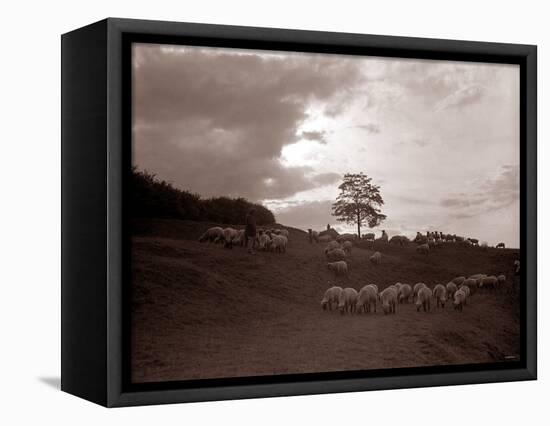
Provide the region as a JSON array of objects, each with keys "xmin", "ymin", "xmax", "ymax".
[
  {"xmin": 300, "ymin": 130, "xmax": 328, "ymax": 144},
  {"xmin": 440, "ymin": 165, "xmax": 519, "ymax": 218},
  {"xmin": 133, "ymin": 44, "xmax": 364, "ymax": 200}
]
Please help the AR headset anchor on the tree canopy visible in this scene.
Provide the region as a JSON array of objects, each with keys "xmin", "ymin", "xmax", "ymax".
[{"xmin": 331, "ymin": 173, "xmax": 386, "ymax": 238}]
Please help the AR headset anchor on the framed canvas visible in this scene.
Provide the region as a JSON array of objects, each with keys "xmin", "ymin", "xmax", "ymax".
[{"xmin": 61, "ymin": 18, "xmax": 537, "ymax": 407}]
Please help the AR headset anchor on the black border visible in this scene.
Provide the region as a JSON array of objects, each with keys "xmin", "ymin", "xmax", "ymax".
[{"xmin": 86, "ymin": 18, "xmax": 535, "ymax": 407}]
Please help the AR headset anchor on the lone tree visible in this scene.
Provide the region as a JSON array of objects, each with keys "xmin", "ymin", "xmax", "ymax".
[{"xmin": 331, "ymin": 173, "xmax": 386, "ymax": 238}]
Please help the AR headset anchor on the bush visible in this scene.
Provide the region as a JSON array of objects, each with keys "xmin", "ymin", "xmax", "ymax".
[{"xmin": 130, "ymin": 168, "xmax": 276, "ymax": 225}]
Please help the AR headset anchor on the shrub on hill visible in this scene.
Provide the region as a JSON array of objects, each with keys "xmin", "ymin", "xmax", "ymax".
[{"xmin": 131, "ymin": 168, "xmax": 276, "ymax": 225}]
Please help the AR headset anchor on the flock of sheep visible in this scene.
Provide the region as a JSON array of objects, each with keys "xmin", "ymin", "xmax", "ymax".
[
  {"xmin": 197, "ymin": 224, "xmax": 517, "ymax": 318},
  {"xmin": 198, "ymin": 226, "xmax": 290, "ymax": 252},
  {"xmin": 321, "ymin": 273, "xmax": 508, "ymax": 315}
]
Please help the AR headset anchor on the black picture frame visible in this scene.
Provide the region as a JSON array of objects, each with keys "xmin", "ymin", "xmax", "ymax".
[{"xmin": 61, "ymin": 17, "xmax": 537, "ymax": 407}]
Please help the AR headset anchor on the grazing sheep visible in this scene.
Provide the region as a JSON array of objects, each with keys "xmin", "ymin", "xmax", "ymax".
[
  {"xmin": 342, "ymin": 240, "xmax": 353, "ymax": 255},
  {"xmin": 338, "ymin": 287, "xmax": 358, "ymax": 314},
  {"xmin": 416, "ymin": 243, "xmax": 429, "ymax": 255},
  {"xmin": 369, "ymin": 251, "xmax": 382, "ymax": 265},
  {"xmin": 366, "ymin": 283, "xmax": 379, "ymax": 296},
  {"xmin": 325, "ymin": 241, "xmax": 341, "ymax": 254},
  {"xmin": 453, "ymin": 289, "xmax": 466, "ymax": 311},
  {"xmin": 497, "ymin": 274, "xmax": 506, "ymax": 290},
  {"xmin": 258, "ymin": 233, "xmax": 271, "ymax": 251},
  {"xmin": 446, "ymin": 282, "xmax": 458, "ymax": 299},
  {"xmin": 414, "ymin": 232, "xmax": 428, "ymax": 244},
  {"xmin": 221, "ymin": 227, "xmax": 238, "ymax": 248},
  {"xmin": 468, "ymin": 274, "xmax": 487, "ymax": 288},
  {"xmin": 278, "ymin": 229, "xmax": 290, "ymax": 238},
  {"xmin": 416, "ymin": 286, "xmax": 433, "ymax": 312},
  {"xmin": 394, "ymin": 282, "xmax": 403, "ymax": 295},
  {"xmin": 318, "ymin": 235, "xmax": 333, "ymax": 243},
  {"xmin": 398, "ymin": 284, "xmax": 413, "ymax": 304},
  {"xmin": 199, "ymin": 226, "xmax": 224, "ymax": 243},
  {"xmin": 337, "ymin": 233, "xmax": 357, "ymax": 243},
  {"xmin": 433, "ymin": 284, "xmax": 447, "ymax": 309},
  {"xmin": 326, "ymin": 248, "xmax": 347, "ymax": 261},
  {"xmin": 452, "ymin": 276, "xmax": 466, "ymax": 285},
  {"xmin": 468, "ymin": 238, "xmax": 479, "ymax": 246},
  {"xmin": 459, "ymin": 284, "xmax": 471, "ymax": 304},
  {"xmin": 413, "ymin": 282, "xmax": 427, "ymax": 300},
  {"xmin": 362, "ymin": 233, "xmax": 375, "ymax": 240},
  {"xmin": 271, "ymin": 235, "xmax": 287, "ymax": 253},
  {"xmin": 357, "ymin": 285, "xmax": 378, "ymax": 313},
  {"xmin": 458, "ymin": 278, "xmax": 477, "ymax": 295},
  {"xmin": 480, "ymin": 275, "xmax": 498, "ymax": 290},
  {"xmin": 496, "ymin": 242, "xmax": 506, "ymax": 249},
  {"xmin": 327, "ymin": 261, "xmax": 349, "ymax": 277},
  {"xmin": 380, "ymin": 287, "xmax": 397, "ymax": 315},
  {"xmin": 321, "ymin": 286, "xmax": 343, "ymax": 311},
  {"xmin": 232, "ymin": 229, "xmax": 246, "ymax": 246},
  {"xmin": 389, "ymin": 235, "xmax": 409, "ymax": 246}
]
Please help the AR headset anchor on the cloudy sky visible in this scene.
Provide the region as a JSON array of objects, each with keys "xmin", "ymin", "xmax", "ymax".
[{"xmin": 132, "ymin": 43, "xmax": 520, "ymax": 248}]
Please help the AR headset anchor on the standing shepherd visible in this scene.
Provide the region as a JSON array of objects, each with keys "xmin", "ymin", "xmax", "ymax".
[{"xmin": 245, "ymin": 208, "xmax": 257, "ymax": 254}]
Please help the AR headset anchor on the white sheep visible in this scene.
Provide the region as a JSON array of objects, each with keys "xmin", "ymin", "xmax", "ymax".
[
  {"xmin": 416, "ymin": 286, "xmax": 433, "ymax": 312},
  {"xmin": 356, "ymin": 285, "xmax": 378, "ymax": 313},
  {"xmin": 232, "ymin": 229, "xmax": 245, "ymax": 246},
  {"xmin": 446, "ymin": 282, "xmax": 458, "ymax": 299},
  {"xmin": 398, "ymin": 284, "xmax": 412, "ymax": 304},
  {"xmin": 380, "ymin": 287, "xmax": 397, "ymax": 315},
  {"xmin": 337, "ymin": 233, "xmax": 357, "ymax": 243},
  {"xmin": 453, "ymin": 289, "xmax": 466, "ymax": 312},
  {"xmin": 413, "ymin": 282, "xmax": 427, "ymax": 300},
  {"xmin": 497, "ymin": 274, "xmax": 506, "ymax": 290},
  {"xmin": 366, "ymin": 283, "xmax": 379, "ymax": 295},
  {"xmin": 459, "ymin": 284, "xmax": 471, "ymax": 303},
  {"xmin": 369, "ymin": 251, "xmax": 382, "ymax": 265},
  {"xmin": 258, "ymin": 233, "xmax": 271, "ymax": 251},
  {"xmin": 452, "ymin": 276, "xmax": 466, "ymax": 285},
  {"xmin": 318, "ymin": 235, "xmax": 333, "ymax": 243},
  {"xmin": 433, "ymin": 284, "xmax": 447, "ymax": 309},
  {"xmin": 321, "ymin": 286, "xmax": 343, "ymax": 311},
  {"xmin": 327, "ymin": 261, "xmax": 349, "ymax": 277},
  {"xmin": 342, "ymin": 240, "xmax": 353, "ymax": 255},
  {"xmin": 278, "ymin": 229, "xmax": 290, "ymax": 238},
  {"xmin": 326, "ymin": 248, "xmax": 346, "ymax": 261},
  {"xmin": 198, "ymin": 226, "xmax": 224, "ymax": 243},
  {"xmin": 394, "ymin": 282, "xmax": 403, "ymax": 295},
  {"xmin": 416, "ymin": 243, "xmax": 429, "ymax": 255},
  {"xmin": 479, "ymin": 275, "xmax": 498, "ymax": 290},
  {"xmin": 461, "ymin": 278, "xmax": 478, "ymax": 295},
  {"xmin": 221, "ymin": 227, "xmax": 238, "ymax": 248},
  {"xmin": 271, "ymin": 235, "xmax": 287, "ymax": 253},
  {"xmin": 338, "ymin": 287, "xmax": 358, "ymax": 314},
  {"xmin": 325, "ymin": 241, "xmax": 341, "ymax": 254}
]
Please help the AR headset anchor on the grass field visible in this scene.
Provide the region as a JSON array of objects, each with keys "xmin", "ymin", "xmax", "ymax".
[{"xmin": 131, "ymin": 219, "xmax": 520, "ymax": 383}]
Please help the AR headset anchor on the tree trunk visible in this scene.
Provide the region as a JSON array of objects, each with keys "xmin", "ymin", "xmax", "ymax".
[{"xmin": 357, "ymin": 211, "xmax": 361, "ymax": 238}]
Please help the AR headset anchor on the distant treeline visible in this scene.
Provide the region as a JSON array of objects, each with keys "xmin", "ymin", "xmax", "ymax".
[{"xmin": 131, "ymin": 168, "xmax": 276, "ymax": 225}]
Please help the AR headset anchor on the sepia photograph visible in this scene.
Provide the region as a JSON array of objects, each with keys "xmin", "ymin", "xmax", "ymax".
[{"xmin": 129, "ymin": 42, "xmax": 521, "ymax": 384}]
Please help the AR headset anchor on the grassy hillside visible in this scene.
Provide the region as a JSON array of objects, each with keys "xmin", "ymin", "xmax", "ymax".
[{"xmin": 131, "ymin": 219, "xmax": 520, "ymax": 383}]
